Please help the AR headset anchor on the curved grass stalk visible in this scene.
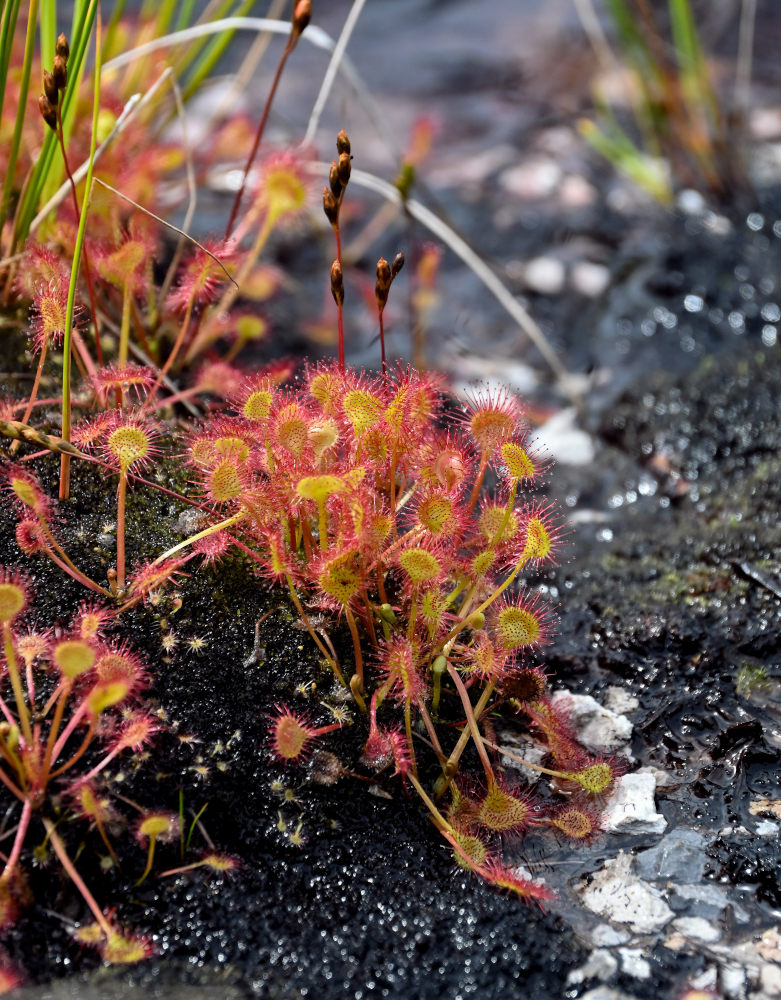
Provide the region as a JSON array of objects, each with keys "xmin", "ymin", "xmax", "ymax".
[
  {"xmin": 100, "ymin": 16, "xmax": 391, "ymax": 153},
  {"xmin": 302, "ymin": 0, "xmax": 368, "ymax": 146}
]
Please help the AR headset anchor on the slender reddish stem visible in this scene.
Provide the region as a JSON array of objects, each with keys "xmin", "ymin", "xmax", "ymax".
[
  {"xmin": 1, "ymin": 798, "xmax": 32, "ymax": 880},
  {"xmin": 44, "ymin": 818, "xmax": 113, "ymax": 938},
  {"xmin": 224, "ymin": 35, "xmax": 297, "ymax": 239}
]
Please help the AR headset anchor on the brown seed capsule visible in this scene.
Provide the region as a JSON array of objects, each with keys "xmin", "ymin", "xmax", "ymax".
[
  {"xmin": 322, "ymin": 187, "xmax": 339, "ymax": 226},
  {"xmin": 330, "ymin": 260, "xmax": 344, "ymax": 306},
  {"xmin": 38, "ymin": 94, "xmax": 57, "ymax": 131},
  {"xmin": 56, "ymin": 33, "xmax": 69, "ymax": 60},
  {"xmin": 391, "ymin": 251, "xmax": 405, "ymax": 278},
  {"xmin": 336, "ymin": 130, "xmax": 351, "ymax": 156},
  {"xmin": 52, "ymin": 54, "xmax": 67, "ymax": 91},
  {"xmin": 328, "ymin": 161, "xmax": 342, "ymax": 199},
  {"xmin": 43, "ymin": 70, "xmax": 58, "ymax": 107},
  {"xmin": 375, "ymin": 258, "xmax": 391, "ymax": 310},
  {"xmin": 337, "ymin": 151, "xmax": 351, "ymax": 185},
  {"xmin": 292, "ymin": 0, "xmax": 311, "ymax": 36}
]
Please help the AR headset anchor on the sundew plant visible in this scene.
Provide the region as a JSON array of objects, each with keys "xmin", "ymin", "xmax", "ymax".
[{"xmin": 0, "ymin": 0, "xmax": 628, "ymax": 972}]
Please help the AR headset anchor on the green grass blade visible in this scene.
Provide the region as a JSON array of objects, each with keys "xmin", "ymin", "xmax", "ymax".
[
  {"xmin": 175, "ymin": 0, "xmax": 198, "ymax": 33},
  {"xmin": 102, "ymin": 0, "xmax": 128, "ymax": 61},
  {"xmin": 604, "ymin": 0, "xmax": 655, "ymax": 77},
  {"xmin": 61, "ymin": 3, "xmax": 101, "ymax": 467},
  {"xmin": 12, "ymin": 0, "xmax": 98, "ymax": 249},
  {"xmin": 179, "ymin": 0, "xmax": 251, "ymax": 96},
  {"xmin": 0, "ymin": 0, "xmax": 24, "ymax": 128},
  {"xmin": 0, "ymin": 0, "xmax": 40, "ymax": 238},
  {"xmin": 668, "ymin": 0, "xmax": 717, "ymax": 117},
  {"xmin": 39, "ymin": 0, "xmax": 56, "ymax": 76}
]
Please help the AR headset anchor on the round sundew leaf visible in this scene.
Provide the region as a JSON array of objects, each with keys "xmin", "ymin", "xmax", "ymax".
[
  {"xmin": 54, "ymin": 639, "xmax": 95, "ymax": 678},
  {"xmin": 0, "ymin": 583, "xmax": 26, "ymax": 624}
]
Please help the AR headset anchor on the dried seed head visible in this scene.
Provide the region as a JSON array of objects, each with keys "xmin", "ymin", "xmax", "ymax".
[
  {"xmin": 52, "ymin": 54, "xmax": 67, "ymax": 91},
  {"xmin": 337, "ymin": 151, "xmax": 351, "ymax": 185},
  {"xmin": 56, "ymin": 33, "xmax": 70, "ymax": 60},
  {"xmin": 329, "ymin": 161, "xmax": 342, "ymax": 199},
  {"xmin": 38, "ymin": 94, "xmax": 57, "ymax": 131},
  {"xmin": 323, "ymin": 187, "xmax": 339, "ymax": 225},
  {"xmin": 336, "ymin": 129, "xmax": 351, "ymax": 155},
  {"xmin": 43, "ymin": 70, "xmax": 58, "ymax": 106},
  {"xmin": 391, "ymin": 251, "xmax": 405, "ymax": 277},
  {"xmin": 292, "ymin": 0, "xmax": 311, "ymax": 36},
  {"xmin": 375, "ymin": 258, "xmax": 391, "ymax": 310},
  {"xmin": 330, "ymin": 262, "xmax": 344, "ymax": 310}
]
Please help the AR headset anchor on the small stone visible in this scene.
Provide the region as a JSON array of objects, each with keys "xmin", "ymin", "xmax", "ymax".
[
  {"xmin": 551, "ymin": 691, "xmax": 632, "ymax": 750},
  {"xmin": 672, "ymin": 882, "xmax": 749, "ymax": 923},
  {"xmin": 749, "ymin": 797, "xmax": 781, "ymax": 820},
  {"xmin": 618, "ymin": 948, "xmax": 651, "ymax": 980},
  {"xmin": 524, "ymin": 255, "xmax": 566, "ymax": 294},
  {"xmin": 677, "ymin": 188, "xmax": 707, "ymax": 215},
  {"xmin": 578, "ymin": 852, "xmax": 674, "ymax": 934},
  {"xmin": 580, "ymin": 988, "xmax": 639, "ymax": 1000},
  {"xmin": 720, "ymin": 965, "xmax": 746, "ymax": 999},
  {"xmin": 760, "ymin": 962, "xmax": 781, "ymax": 997},
  {"xmin": 750, "ymin": 107, "xmax": 781, "ymax": 140},
  {"xmin": 602, "ymin": 772, "xmax": 667, "ymax": 836},
  {"xmin": 496, "ymin": 731, "xmax": 546, "ymax": 782},
  {"xmin": 689, "ymin": 965, "xmax": 718, "ymax": 990},
  {"xmin": 531, "ymin": 408, "xmax": 596, "ymax": 466},
  {"xmin": 591, "ymin": 923, "xmax": 630, "ymax": 947},
  {"xmin": 559, "ymin": 174, "xmax": 598, "ymax": 207},
  {"xmin": 603, "ymin": 686, "xmax": 639, "ymax": 716},
  {"xmin": 670, "ymin": 916, "xmax": 721, "ymax": 943},
  {"xmin": 567, "ymin": 949, "xmax": 619, "ymax": 985},
  {"xmin": 757, "ymin": 927, "xmax": 781, "ymax": 963},
  {"xmin": 572, "ymin": 261, "xmax": 610, "ymax": 297},
  {"xmin": 635, "ymin": 829, "xmax": 706, "ymax": 881},
  {"xmin": 756, "ymin": 819, "xmax": 780, "ymax": 836},
  {"xmin": 499, "ymin": 157, "xmax": 562, "ymax": 199}
]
